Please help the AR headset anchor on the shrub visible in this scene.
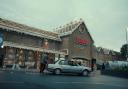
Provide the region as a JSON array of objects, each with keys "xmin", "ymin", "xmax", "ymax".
[{"xmin": 110, "ymin": 66, "xmax": 128, "ymax": 72}]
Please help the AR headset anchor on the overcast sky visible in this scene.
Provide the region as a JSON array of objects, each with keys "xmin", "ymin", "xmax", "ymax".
[{"xmin": 0, "ymin": 0, "xmax": 128, "ymax": 51}]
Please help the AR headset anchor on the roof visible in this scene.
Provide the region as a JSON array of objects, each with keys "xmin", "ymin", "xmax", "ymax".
[
  {"xmin": 96, "ymin": 47, "xmax": 119, "ymax": 55},
  {"xmin": 97, "ymin": 47, "xmax": 103, "ymax": 52},
  {"xmin": 96, "ymin": 47, "xmax": 110, "ymax": 54},
  {"xmin": 54, "ymin": 18, "xmax": 94, "ymax": 43},
  {"xmin": 103, "ymin": 48, "xmax": 110, "ymax": 54},
  {"xmin": 54, "ymin": 20, "xmax": 81, "ymax": 36},
  {"xmin": 0, "ymin": 18, "xmax": 94, "ymax": 42},
  {"xmin": 0, "ymin": 18, "xmax": 61, "ymax": 41}
]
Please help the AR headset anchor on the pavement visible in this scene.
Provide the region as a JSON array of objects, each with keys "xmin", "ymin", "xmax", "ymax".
[
  {"xmin": 0, "ymin": 69, "xmax": 128, "ymax": 89},
  {"xmin": 0, "ymin": 68, "xmax": 40, "ymax": 73}
]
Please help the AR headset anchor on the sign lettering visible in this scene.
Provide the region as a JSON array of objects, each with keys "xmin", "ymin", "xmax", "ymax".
[{"xmin": 75, "ymin": 36, "xmax": 89, "ymax": 45}]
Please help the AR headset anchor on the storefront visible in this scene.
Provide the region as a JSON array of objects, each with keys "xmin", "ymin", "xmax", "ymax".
[
  {"xmin": 0, "ymin": 18, "xmax": 95, "ymax": 69},
  {"xmin": 3, "ymin": 47, "xmax": 39, "ymax": 68},
  {"xmin": 2, "ymin": 41, "xmax": 64, "ymax": 69}
]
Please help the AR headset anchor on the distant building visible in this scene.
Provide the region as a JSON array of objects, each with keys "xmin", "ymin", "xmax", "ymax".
[{"xmin": 96, "ymin": 47, "xmax": 121, "ymax": 63}]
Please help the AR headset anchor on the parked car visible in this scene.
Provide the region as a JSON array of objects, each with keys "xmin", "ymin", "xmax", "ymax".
[{"xmin": 47, "ymin": 59, "xmax": 91, "ymax": 76}]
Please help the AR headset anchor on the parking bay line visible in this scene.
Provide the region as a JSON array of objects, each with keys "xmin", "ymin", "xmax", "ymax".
[
  {"xmin": 55, "ymin": 82, "xmax": 128, "ymax": 88},
  {"xmin": 55, "ymin": 82, "xmax": 104, "ymax": 84}
]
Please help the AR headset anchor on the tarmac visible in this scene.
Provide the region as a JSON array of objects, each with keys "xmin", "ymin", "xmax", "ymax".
[{"xmin": 0, "ymin": 68, "xmax": 101, "ymax": 76}]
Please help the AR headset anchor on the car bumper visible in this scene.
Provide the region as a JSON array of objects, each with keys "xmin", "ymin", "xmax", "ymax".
[{"xmin": 47, "ymin": 68, "xmax": 54, "ymax": 72}]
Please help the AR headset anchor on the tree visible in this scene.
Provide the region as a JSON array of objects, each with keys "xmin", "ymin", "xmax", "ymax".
[{"xmin": 120, "ymin": 44, "xmax": 128, "ymax": 60}]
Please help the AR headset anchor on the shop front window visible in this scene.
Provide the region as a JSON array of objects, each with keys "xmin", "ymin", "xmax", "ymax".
[
  {"xmin": 5, "ymin": 47, "xmax": 15, "ymax": 65},
  {"xmin": 28, "ymin": 51, "xmax": 34, "ymax": 62},
  {"xmin": 18, "ymin": 49, "xmax": 25, "ymax": 66},
  {"xmin": 25, "ymin": 51, "xmax": 35, "ymax": 69}
]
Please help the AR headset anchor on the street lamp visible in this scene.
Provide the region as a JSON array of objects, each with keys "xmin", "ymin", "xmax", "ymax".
[{"xmin": 126, "ymin": 27, "xmax": 128, "ymax": 61}]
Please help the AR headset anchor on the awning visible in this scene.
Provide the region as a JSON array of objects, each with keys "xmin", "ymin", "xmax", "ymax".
[{"xmin": 3, "ymin": 41, "xmax": 65, "ymax": 55}]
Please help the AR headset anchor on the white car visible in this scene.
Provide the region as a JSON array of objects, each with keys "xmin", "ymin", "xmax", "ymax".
[{"xmin": 48, "ymin": 59, "xmax": 91, "ymax": 76}]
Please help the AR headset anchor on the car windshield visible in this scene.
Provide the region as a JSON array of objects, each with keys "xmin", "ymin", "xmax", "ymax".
[
  {"xmin": 55, "ymin": 58, "xmax": 65, "ymax": 63},
  {"xmin": 55, "ymin": 59, "xmax": 60, "ymax": 63}
]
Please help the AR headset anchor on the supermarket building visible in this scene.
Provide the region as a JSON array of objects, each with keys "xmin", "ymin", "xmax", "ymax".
[{"xmin": 0, "ymin": 18, "xmax": 95, "ymax": 69}]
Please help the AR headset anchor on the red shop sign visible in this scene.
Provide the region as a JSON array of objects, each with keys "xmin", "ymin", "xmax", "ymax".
[{"xmin": 75, "ymin": 36, "xmax": 89, "ymax": 45}]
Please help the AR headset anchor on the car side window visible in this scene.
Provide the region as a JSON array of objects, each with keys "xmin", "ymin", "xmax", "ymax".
[
  {"xmin": 68, "ymin": 61, "xmax": 78, "ymax": 66},
  {"xmin": 59, "ymin": 60, "xmax": 68, "ymax": 65}
]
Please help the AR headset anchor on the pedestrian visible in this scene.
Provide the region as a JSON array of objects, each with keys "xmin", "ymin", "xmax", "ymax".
[
  {"xmin": 40, "ymin": 53, "xmax": 48, "ymax": 73},
  {"xmin": 102, "ymin": 63, "xmax": 105, "ymax": 70},
  {"xmin": 12, "ymin": 54, "xmax": 21, "ymax": 70},
  {"xmin": 0, "ymin": 55, "xmax": 4, "ymax": 68}
]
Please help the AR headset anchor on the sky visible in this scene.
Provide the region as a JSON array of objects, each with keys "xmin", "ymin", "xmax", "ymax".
[{"xmin": 0, "ymin": 0, "xmax": 128, "ymax": 52}]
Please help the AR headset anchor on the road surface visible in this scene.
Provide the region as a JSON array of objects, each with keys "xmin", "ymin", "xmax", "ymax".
[{"xmin": 0, "ymin": 71, "xmax": 128, "ymax": 89}]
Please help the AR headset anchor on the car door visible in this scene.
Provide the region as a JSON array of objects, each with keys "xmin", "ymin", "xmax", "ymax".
[
  {"xmin": 69, "ymin": 65, "xmax": 83, "ymax": 73},
  {"xmin": 59, "ymin": 60, "xmax": 71, "ymax": 72},
  {"xmin": 66, "ymin": 61, "xmax": 82, "ymax": 73}
]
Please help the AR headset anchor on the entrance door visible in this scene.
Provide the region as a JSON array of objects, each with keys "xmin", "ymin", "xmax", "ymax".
[{"xmin": 91, "ymin": 58, "xmax": 96, "ymax": 71}]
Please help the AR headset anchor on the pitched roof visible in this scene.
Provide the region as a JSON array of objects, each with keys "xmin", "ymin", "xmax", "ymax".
[
  {"xmin": 110, "ymin": 50, "xmax": 118, "ymax": 55},
  {"xmin": 103, "ymin": 48, "xmax": 110, "ymax": 54},
  {"xmin": 96, "ymin": 47, "xmax": 119, "ymax": 55},
  {"xmin": 54, "ymin": 19, "xmax": 82, "ymax": 37},
  {"xmin": 54, "ymin": 18, "xmax": 94, "ymax": 43},
  {"xmin": 0, "ymin": 18, "xmax": 94, "ymax": 42},
  {"xmin": 0, "ymin": 18, "xmax": 61, "ymax": 41},
  {"xmin": 97, "ymin": 47, "xmax": 103, "ymax": 52},
  {"xmin": 97, "ymin": 47, "xmax": 110, "ymax": 54}
]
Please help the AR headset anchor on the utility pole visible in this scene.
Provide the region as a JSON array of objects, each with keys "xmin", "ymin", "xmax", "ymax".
[{"xmin": 126, "ymin": 28, "xmax": 128, "ymax": 61}]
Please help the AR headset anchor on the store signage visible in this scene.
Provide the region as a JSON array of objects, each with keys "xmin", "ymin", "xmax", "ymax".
[
  {"xmin": 0, "ymin": 33, "xmax": 3, "ymax": 47},
  {"xmin": 75, "ymin": 36, "xmax": 89, "ymax": 45}
]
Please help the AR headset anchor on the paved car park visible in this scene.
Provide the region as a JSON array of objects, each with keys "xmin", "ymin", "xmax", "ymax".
[{"xmin": 0, "ymin": 70, "xmax": 128, "ymax": 89}]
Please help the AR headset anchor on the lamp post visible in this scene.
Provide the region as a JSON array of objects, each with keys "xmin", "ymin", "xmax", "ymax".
[{"xmin": 126, "ymin": 28, "xmax": 128, "ymax": 61}]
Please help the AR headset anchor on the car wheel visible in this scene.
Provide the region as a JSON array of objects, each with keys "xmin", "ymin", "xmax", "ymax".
[
  {"xmin": 54, "ymin": 69, "xmax": 61, "ymax": 75},
  {"xmin": 82, "ymin": 70, "xmax": 88, "ymax": 76}
]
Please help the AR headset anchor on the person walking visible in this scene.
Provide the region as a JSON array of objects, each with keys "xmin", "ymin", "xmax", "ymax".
[
  {"xmin": 40, "ymin": 53, "xmax": 48, "ymax": 73},
  {"xmin": 0, "ymin": 55, "xmax": 4, "ymax": 68},
  {"xmin": 102, "ymin": 63, "xmax": 105, "ymax": 70}
]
